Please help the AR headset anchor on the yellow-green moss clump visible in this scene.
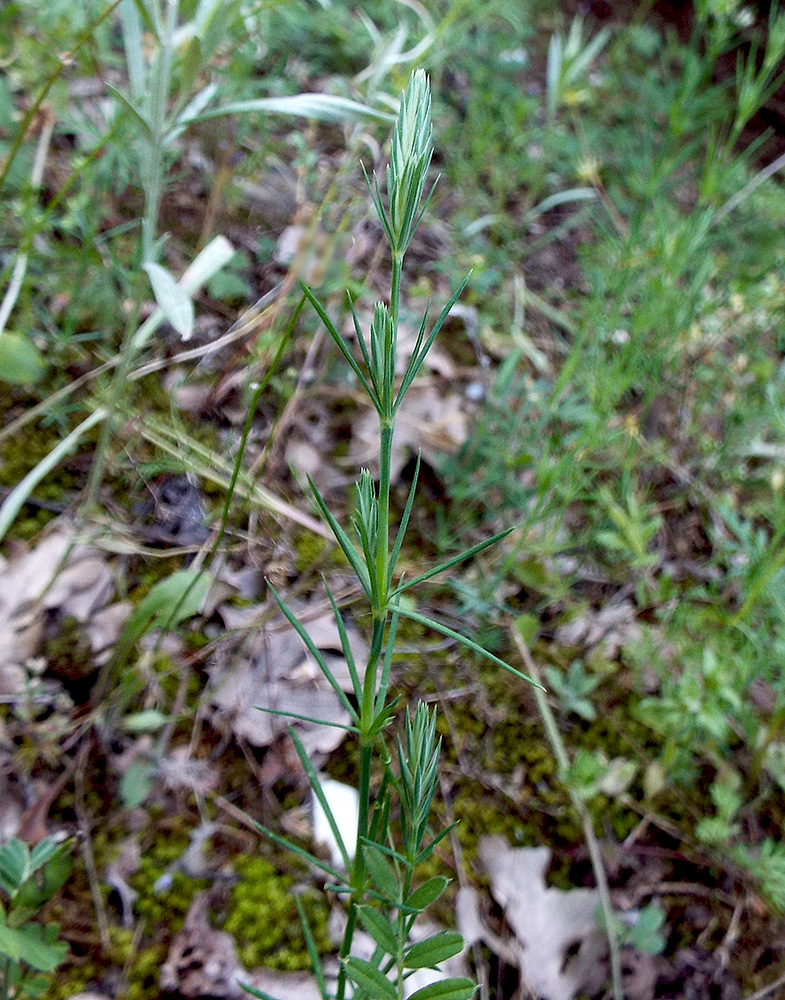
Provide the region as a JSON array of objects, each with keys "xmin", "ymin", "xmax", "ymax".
[
  {"xmin": 130, "ymin": 839, "xmax": 209, "ymax": 932},
  {"xmin": 223, "ymin": 856, "xmax": 331, "ymax": 971}
]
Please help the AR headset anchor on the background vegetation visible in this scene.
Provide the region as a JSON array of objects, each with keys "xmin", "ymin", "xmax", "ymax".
[{"xmin": 2, "ymin": 0, "xmax": 785, "ymax": 997}]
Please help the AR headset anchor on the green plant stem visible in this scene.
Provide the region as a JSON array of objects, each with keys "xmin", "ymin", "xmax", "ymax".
[
  {"xmin": 143, "ymin": 0, "xmax": 178, "ymax": 263},
  {"xmin": 337, "ymin": 740, "xmax": 374, "ymax": 1000},
  {"xmin": 376, "ymin": 422, "xmax": 394, "ymax": 608},
  {"xmin": 510, "ymin": 625, "xmax": 624, "ymax": 1000},
  {"xmin": 80, "ymin": 269, "xmax": 145, "ymax": 514}
]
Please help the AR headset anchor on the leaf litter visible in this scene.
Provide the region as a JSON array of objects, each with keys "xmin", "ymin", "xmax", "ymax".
[
  {"xmin": 471, "ymin": 836, "xmax": 607, "ymax": 1000},
  {"xmin": 209, "ymin": 596, "xmax": 367, "ymax": 755}
]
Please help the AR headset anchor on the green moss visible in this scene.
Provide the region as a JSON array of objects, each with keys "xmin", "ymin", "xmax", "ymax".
[
  {"xmin": 42, "ymin": 615, "xmax": 94, "ymax": 682},
  {"xmin": 126, "ymin": 822, "xmax": 209, "ymax": 932},
  {"xmin": 224, "ymin": 856, "xmax": 331, "ymax": 971}
]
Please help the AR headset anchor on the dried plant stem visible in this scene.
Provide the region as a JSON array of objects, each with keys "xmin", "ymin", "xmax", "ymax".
[{"xmin": 510, "ymin": 625, "xmax": 624, "ymax": 1000}]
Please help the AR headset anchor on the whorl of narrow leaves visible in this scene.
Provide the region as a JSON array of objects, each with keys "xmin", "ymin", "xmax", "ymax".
[
  {"xmin": 398, "ymin": 703, "xmax": 442, "ymax": 858},
  {"xmin": 386, "ymin": 69, "xmax": 433, "ymax": 254},
  {"xmin": 369, "ymin": 301, "xmax": 396, "ymax": 416}
]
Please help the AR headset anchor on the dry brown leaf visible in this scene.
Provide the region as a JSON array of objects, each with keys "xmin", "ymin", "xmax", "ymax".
[
  {"xmin": 86, "ymin": 602, "xmax": 133, "ymax": 663},
  {"xmin": 555, "ymin": 600, "xmax": 641, "ymax": 658},
  {"xmin": 478, "ymin": 835, "xmax": 607, "ymax": 1000},
  {"xmin": 0, "ymin": 521, "xmax": 115, "ymax": 668},
  {"xmin": 160, "ymin": 893, "xmax": 242, "ymax": 998},
  {"xmin": 352, "ymin": 385, "xmax": 468, "ymax": 482},
  {"xmin": 209, "ymin": 600, "xmax": 367, "ymax": 755},
  {"xmin": 162, "ymin": 893, "xmax": 326, "ymax": 1000}
]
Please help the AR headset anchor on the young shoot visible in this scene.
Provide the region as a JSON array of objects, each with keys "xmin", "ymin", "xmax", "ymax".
[{"xmin": 250, "ymin": 69, "xmax": 536, "ymax": 1000}]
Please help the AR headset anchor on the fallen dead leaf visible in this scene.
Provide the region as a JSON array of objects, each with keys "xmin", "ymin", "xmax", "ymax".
[
  {"xmin": 478, "ymin": 835, "xmax": 607, "ymax": 1000},
  {"xmin": 160, "ymin": 893, "xmax": 242, "ymax": 998},
  {"xmin": 555, "ymin": 600, "xmax": 641, "ymax": 658},
  {"xmin": 0, "ymin": 520, "xmax": 116, "ymax": 668},
  {"xmin": 352, "ymin": 385, "xmax": 469, "ymax": 482},
  {"xmin": 209, "ymin": 599, "xmax": 367, "ymax": 756},
  {"xmin": 161, "ymin": 893, "xmax": 327, "ymax": 1000}
]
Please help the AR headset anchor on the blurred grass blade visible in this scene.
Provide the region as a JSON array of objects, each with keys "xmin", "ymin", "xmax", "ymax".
[
  {"xmin": 193, "ymin": 94, "xmax": 393, "ymax": 124},
  {"xmin": 397, "ymin": 608, "xmax": 541, "ymax": 688},
  {"xmin": 112, "ymin": 569, "xmax": 211, "ymax": 668},
  {"xmin": 0, "ymin": 409, "xmax": 106, "ymax": 544}
]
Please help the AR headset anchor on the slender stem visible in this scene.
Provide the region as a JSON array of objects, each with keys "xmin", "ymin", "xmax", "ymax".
[
  {"xmin": 376, "ymin": 423, "xmax": 394, "ymax": 609},
  {"xmin": 510, "ymin": 626, "xmax": 624, "ymax": 1000},
  {"xmin": 336, "ymin": 741, "xmax": 374, "ymax": 1000},
  {"xmin": 143, "ymin": 0, "xmax": 178, "ymax": 263},
  {"xmin": 389, "ymin": 251, "xmax": 403, "ymax": 331}
]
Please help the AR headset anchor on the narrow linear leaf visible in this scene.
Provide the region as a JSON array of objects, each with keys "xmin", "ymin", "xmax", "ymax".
[
  {"xmin": 404, "ymin": 932, "xmax": 464, "ymax": 970},
  {"xmin": 295, "ymin": 897, "xmax": 329, "ymax": 1000},
  {"xmin": 290, "ymin": 729, "xmax": 352, "ymax": 870},
  {"xmin": 396, "ymin": 273, "xmax": 471, "ymax": 408},
  {"xmin": 361, "ymin": 161, "xmax": 394, "ymax": 246},
  {"xmin": 106, "ymin": 82, "xmax": 151, "ymax": 133},
  {"xmin": 301, "ymin": 283, "xmax": 378, "ymax": 406},
  {"xmin": 390, "ymin": 528, "xmax": 513, "ymax": 598},
  {"xmin": 348, "ymin": 295, "xmax": 375, "ymax": 389},
  {"xmin": 239, "ymin": 985, "xmax": 283, "ymax": 1000},
  {"xmin": 367, "ymin": 771, "xmax": 392, "ymax": 846},
  {"xmin": 358, "ymin": 837, "xmax": 408, "ymax": 867},
  {"xmin": 324, "ymin": 581, "xmax": 363, "ymax": 702},
  {"xmin": 254, "ymin": 821, "xmax": 346, "ymax": 885},
  {"xmin": 374, "ymin": 603, "xmax": 400, "ymax": 717},
  {"xmin": 397, "ymin": 609, "xmax": 542, "ymax": 689},
  {"xmin": 415, "ymin": 822, "xmax": 459, "ymax": 865},
  {"xmin": 254, "ymin": 705, "xmax": 358, "ymax": 732},
  {"xmin": 345, "ymin": 957, "xmax": 397, "ymax": 1000},
  {"xmin": 308, "ymin": 477, "xmax": 372, "ymax": 595},
  {"xmin": 267, "ymin": 586, "xmax": 358, "ymax": 722},
  {"xmin": 196, "ymin": 94, "xmax": 392, "ymax": 123},
  {"xmin": 389, "ymin": 453, "xmax": 421, "ymax": 588}
]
